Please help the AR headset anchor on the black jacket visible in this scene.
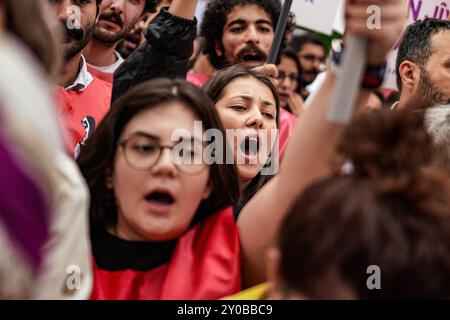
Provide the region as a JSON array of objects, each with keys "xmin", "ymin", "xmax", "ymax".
[{"xmin": 111, "ymin": 8, "xmax": 197, "ymax": 103}]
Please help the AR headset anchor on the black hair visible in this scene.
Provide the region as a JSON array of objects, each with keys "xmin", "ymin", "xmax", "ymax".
[
  {"xmin": 200, "ymin": 0, "xmax": 295, "ymax": 70},
  {"xmin": 288, "ymin": 32, "xmax": 326, "ymax": 53},
  {"xmin": 144, "ymin": 0, "xmax": 164, "ymax": 13},
  {"xmin": 396, "ymin": 18, "xmax": 450, "ymax": 91}
]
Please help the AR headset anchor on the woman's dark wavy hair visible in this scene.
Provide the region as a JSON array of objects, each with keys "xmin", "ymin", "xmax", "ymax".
[
  {"xmin": 200, "ymin": 0, "xmax": 295, "ymax": 70},
  {"xmin": 78, "ymin": 78, "xmax": 240, "ymax": 233},
  {"xmin": 204, "ymin": 65, "xmax": 280, "ymax": 212},
  {"xmin": 277, "ymin": 109, "xmax": 450, "ymax": 299}
]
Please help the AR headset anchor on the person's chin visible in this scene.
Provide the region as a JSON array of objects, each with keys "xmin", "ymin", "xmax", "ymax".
[
  {"xmin": 136, "ymin": 210, "xmax": 180, "ymax": 242},
  {"xmin": 303, "ymin": 74, "xmax": 317, "ymax": 85},
  {"xmin": 94, "ymin": 28, "xmax": 119, "ymax": 41},
  {"xmin": 279, "ymin": 96, "xmax": 288, "ymax": 107},
  {"xmin": 237, "ymin": 162, "xmax": 262, "ymax": 182}
]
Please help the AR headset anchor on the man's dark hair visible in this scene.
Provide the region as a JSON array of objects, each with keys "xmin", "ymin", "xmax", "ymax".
[
  {"xmin": 200, "ymin": 0, "xmax": 295, "ymax": 69},
  {"xmin": 396, "ymin": 19, "xmax": 450, "ymax": 91},
  {"xmin": 288, "ymin": 32, "xmax": 326, "ymax": 53},
  {"xmin": 144, "ymin": 0, "xmax": 164, "ymax": 13}
]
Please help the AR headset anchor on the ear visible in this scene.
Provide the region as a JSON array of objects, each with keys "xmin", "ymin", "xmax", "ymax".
[
  {"xmin": 398, "ymin": 60, "xmax": 419, "ymax": 91},
  {"xmin": 202, "ymin": 180, "xmax": 213, "ymax": 200},
  {"xmin": 215, "ymin": 42, "xmax": 224, "ymax": 58}
]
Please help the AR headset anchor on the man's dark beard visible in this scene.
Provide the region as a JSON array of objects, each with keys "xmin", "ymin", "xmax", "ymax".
[
  {"xmin": 116, "ymin": 30, "xmax": 142, "ymax": 58},
  {"xmin": 418, "ymin": 68, "xmax": 450, "ymax": 107},
  {"xmin": 93, "ymin": 10, "xmax": 130, "ymax": 44},
  {"xmin": 300, "ymin": 67, "xmax": 320, "ymax": 86},
  {"xmin": 60, "ymin": 22, "xmax": 95, "ymax": 61}
]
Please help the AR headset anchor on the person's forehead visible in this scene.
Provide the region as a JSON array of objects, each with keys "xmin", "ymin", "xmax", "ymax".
[
  {"xmin": 123, "ymin": 102, "xmax": 200, "ymax": 138},
  {"xmin": 300, "ymin": 43, "xmax": 325, "ymax": 55},
  {"xmin": 429, "ymin": 30, "xmax": 450, "ymax": 60},
  {"xmin": 223, "ymin": 77, "xmax": 275, "ymax": 103},
  {"xmin": 279, "ymin": 57, "xmax": 298, "ymax": 71},
  {"xmin": 224, "ymin": 4, "xmax": 273, "ymax": 26}
]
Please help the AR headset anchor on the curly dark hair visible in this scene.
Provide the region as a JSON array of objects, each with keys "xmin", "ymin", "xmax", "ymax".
[{"xmin": 200, "ymin": 0, "xmax": 295, "ymax": 70}]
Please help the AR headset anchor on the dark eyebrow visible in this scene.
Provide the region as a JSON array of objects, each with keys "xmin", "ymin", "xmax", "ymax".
[
  {"xmin": 255, "ymin": 19, "xmax": 273, "ymax": 26},
  {"xmin": 226, "ymin": 19, "xmax": 247, "ymax": 29},
  {"xmin": 226, "ymin": 19, "xmax": 273, "ymax": 29},
  {"xmin": 129, "ymin": 131, "xmax": 160, "ymax": 141},
  {"xmin": 230, "ymin": 94, "xmax": 275, "ymax": 108}
]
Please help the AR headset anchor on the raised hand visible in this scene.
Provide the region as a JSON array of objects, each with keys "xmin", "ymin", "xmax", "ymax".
[{"xmin": 345, "ymin": 0, "xmax": 408, "ymax": 65}]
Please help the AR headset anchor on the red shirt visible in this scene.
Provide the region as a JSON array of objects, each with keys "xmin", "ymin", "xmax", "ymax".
[
  {"xmin": 57, "ymin": 77, "xmax": 112, "ymax": 156},
  {"xmin": 91, "ymin": 207, "xmax": 241, "ymax": 300}
]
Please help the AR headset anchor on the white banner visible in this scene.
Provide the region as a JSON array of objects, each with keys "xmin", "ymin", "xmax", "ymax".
[{"xmin": 291, "ymin": 0, "xmax": 342, "ymax": 35}]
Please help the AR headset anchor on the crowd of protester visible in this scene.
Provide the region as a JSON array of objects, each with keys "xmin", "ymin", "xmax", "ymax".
[{"xmin": 1, "ymin": 0, "xmax": 450, "ymax": 300}]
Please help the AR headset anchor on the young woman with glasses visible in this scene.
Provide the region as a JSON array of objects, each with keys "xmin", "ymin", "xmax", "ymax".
[{"xmin": 276, "ymin": 49, "xmax": 305, "ymax": 117}]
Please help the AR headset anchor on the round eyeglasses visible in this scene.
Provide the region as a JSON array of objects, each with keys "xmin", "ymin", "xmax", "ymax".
[{"xmin": 118, "ymin": 135, "xmax": 207, "ymax": 176}]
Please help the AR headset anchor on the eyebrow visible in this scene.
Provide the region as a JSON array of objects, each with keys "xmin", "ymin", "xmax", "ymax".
[
  {"xmin": 130, "ymin": 131, "xmax": 160, "ymax": 141},
  {"xmin": 229, "ymin": 94, "xmax": 275, "ymax": 107},
  {"xmin": 226, "ymin": 18, "xmax": 273, "ymax": 29},
  {"xmin": 129, "ymin": 131, "xmax": 204, "ymax": 145}
]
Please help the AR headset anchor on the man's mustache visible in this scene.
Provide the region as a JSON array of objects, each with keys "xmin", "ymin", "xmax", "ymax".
[
  {"xmin": 237, "ymin": 44, "xmax": 268, "ymax": 62},
  {"xmin": 60, "ymin": 21, "xmax": 84, "ymax": 41},
  {"xmin": 99, "ymin": 10, "xmax": 124, "ymax": 28}
]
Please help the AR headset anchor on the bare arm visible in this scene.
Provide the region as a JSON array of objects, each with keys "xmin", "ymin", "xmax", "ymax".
[
  {"xmin": 237, "ymin": 0, "xmax": 408, "ymax": 286},
  {"xmin": 169, "ymin": 0, "xmax": 198, "ymax": 20}
]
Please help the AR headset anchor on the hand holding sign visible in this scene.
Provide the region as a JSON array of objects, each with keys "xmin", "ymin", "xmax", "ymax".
[
  {"xmin": 327, "ymin": 0, "xmax": 407, "ymax": 123},
  {"xmin": 345, "ymin": 0, "xmax": 408, "ymax": 66}
]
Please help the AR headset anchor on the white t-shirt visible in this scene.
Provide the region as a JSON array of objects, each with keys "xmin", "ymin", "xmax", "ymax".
[{"xmin": 87, "ymin": 50, "xmax": 125, "ymax": 74}]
